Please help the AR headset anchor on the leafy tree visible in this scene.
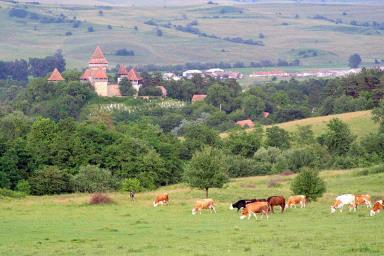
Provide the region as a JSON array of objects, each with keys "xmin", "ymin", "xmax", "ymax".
[
  {"xmin": 290, "ymin": 169, "xmax": 326, "ymax": 201},
  {"xmin": 265, "ymin": 126, "xmax": 291, "ymax": 149},
  {"xmin": 241, "ymin": 94, "xmax": 265, "ymax": 119},
  {"xmin": 29, "ymin": 50, "xmax": 66, "ymax": 77},
  {"xmin": 121, "ymin": 178, "xmax": 142, "ymax": 192},
  {"xmin": 348, "ymin": 53, "xmax": 362, "ymax": 68},
  {"xmin": 319, "ymin": 118, "xmax": 355, "ymax": 155},
  {"xmin": 225, "ymin": 128, "xmax": 263, "ymax": 158},
  {"xmin": 184, "ymin": 146, "xmax": 228, "ymax": 198},
  {"xmin": 293, "ymin": 125, "xmax": 315, "ymax": 145},
  {"xmin": 71, "ymin": 165, "xmax": 117, "ymax": 193},
  {"xmin": 206, "ymin": 84, "xmax": 235, "ymax": 113},
  {"xmin": 28, "ymin": 166, "xmax": 72, "ymax": 195},
  {"xmin": 15, "ymin": 180, "xmax": 30, "ymax": 194},
  {"xmin": 372, "ymin": 101, "xmax": 384, "ymax": 132},
  {"xmin": 119, "ymin": 78, "xmax": 136, "ymax": 96}
]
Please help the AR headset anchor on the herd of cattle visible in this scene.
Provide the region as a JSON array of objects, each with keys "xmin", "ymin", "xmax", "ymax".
[{"xmin": 152, "ymin": 193, "xmax": 384, "ymax": 218}]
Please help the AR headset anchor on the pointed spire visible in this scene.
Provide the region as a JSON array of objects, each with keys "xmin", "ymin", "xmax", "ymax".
[
  {"xmin": 127, "ymin": 68, "xmax": 142, "ymax": 81},
  {"xmin": 48, "ymin": 68, "xmax": 65, "ymax": 82},
  {"xmin": 89, "ymin": 46, "xmax": 108, "ymax": 65},
  {"xmin": 117, "ymin": 64, "xmax": 129, "ymax": 75}
]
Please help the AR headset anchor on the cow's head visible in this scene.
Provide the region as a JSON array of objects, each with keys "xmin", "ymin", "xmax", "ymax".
[
  {"xmin": 330, "ymin": 200, "xmax": 341, "ymax": 214},
  {"xmin": 192, "ymin": 208, "xmax": 198, "ymax": 215},
  {"xmin": 370, "ymin": 200, "xmax": 383, "ymax": 216}
]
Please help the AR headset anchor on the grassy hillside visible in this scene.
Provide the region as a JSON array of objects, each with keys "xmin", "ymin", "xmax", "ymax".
[
  {"xmin": 273, "ymin": 110, "xmax": 377, "ymax": 138},
  {"xmin": 221, "ymin": 110, "xmax": 378, "ymax": 138},
  {"xmin": 0, "ymin": 1, "xmax": 384, "ymax": 68},
  {"xmin": 0, "ymin": 169, "xmax": 382, "ymax": 255}
]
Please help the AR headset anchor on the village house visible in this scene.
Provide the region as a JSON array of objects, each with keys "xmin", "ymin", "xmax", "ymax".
[
  {"xmin": 235, "ymin": 119, "xmax": 255, "ymax": 128},
  {"xmin": 191, "ymin": 94, "xmax": 207, "ymax": 103},
  {"xmin": 47, "ymin": 68, "xmax": 65, "ymax": 82}
]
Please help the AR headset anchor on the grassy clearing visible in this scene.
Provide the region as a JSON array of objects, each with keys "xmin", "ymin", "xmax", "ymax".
[{"xmin": 0, "ymin": 169, "xmax": 383, "ymax": 255}]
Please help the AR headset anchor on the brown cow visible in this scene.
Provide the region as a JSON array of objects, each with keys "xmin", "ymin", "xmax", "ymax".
[
  {"xmin": 240, "ymin": 202, "xmax": 269, "ymax": 220},
  {"xmin": 370, "ymin": 200, "xmax": 384, "ymax": 216},
  {"xmin": 153, "ymin": 193, "xmax": 169, "ymax": 207},
  {"xmin": 286, "ymin": 195, "xmax": 307, "ymax": 209},
  {"xmin": 355, "ymin": 194, "xmax": 371, "ymax": 208},
  {"xmin": 192, "ymin": 199, "xmax": 216, "ymax": 215},
  {"xmin": 267, "ymin": 195, "xmax": 285, "ymax": 213}
]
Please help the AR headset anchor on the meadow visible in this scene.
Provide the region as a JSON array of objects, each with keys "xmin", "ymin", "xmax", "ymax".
[
  {"xmin": 0, "ymin": 1, "xmax": 384, "ymax": 69},
  {"xmin": 0, "ymin": 169, "xmax": 383, "ymax": 255}
]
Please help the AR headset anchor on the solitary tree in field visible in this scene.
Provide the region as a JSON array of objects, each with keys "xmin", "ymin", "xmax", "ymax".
[
  {"xmin": 290, "ymin": 169, "xmax": 326, "ymax": 201},
  {"xmin": 348, "ymin": 53, "xmax": 362, "ymax": 68},
  {"xmin": 184, "ymin": 146, "xmax": 228, "ymax": 198}
]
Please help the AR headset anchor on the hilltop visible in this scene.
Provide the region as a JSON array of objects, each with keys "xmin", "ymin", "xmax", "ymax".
[{"xmin": 1, "ymin": 1, "xmax": 384, "ymax": 68}]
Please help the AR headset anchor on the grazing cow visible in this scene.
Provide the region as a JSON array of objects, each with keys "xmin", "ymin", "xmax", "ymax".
[
  {"xmin": 240, "ymin": 202, "xmax": 269, "ymax": 220},
  {"xmin": 331, "ymin": 194, "xmax": 356, "ymax": 213},
  {"xmin": 370, "ymin": 200, "xmax": 384, "ymax": 216},
  {"xmin": 267, "ymin": 196, "xmax": 285, "ymax": 213},
  {"xmin": 355, "ymin": 194, "xmax": 371, "ymax": 208},
  {"xmin": 230, "ymin": 198, "xmax": 267, "ymax": 211},
  {"xmin": 130, "ymin": 191, "xmax": 135, "ymax": 201},
  {"xmin": 286, "ymin": 195, "xmax": 307, "ymax": 209},
  {"xmin": 192, "ymin": 199, "xmax": 216, "ymax": 215},
  {"xmin": 153, "ymin": 193, "xmax": 169, "ymax": 207}
]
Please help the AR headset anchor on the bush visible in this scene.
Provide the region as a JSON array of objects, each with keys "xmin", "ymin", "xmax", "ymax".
[
  {"xmin": 89, "ymin": 193, "xmax": 113, "ymax": 205},
  {"xmin": 71, "ymin": 165, "xmax": 118, "ymax": 193},
  {"xmin": 121, "ymin": 178, "xmax": 142, "ymax": 192},
  {"xmin": 267, "ymin": 177, "xmax": 283, "ymax": 188},
  {"xmin": 355, "ymin": 164, "xmax": 384, "ymax": 176},
  {"xmin": 29, "ymin": 166, "xmax": 72, "ymax": 195},
  {"xmin": 290, "ymin": 169, "xmax": 326, "ymax": 201},
  {"xmin": 0, "ymin": 188, "xmax": 26, "ymax": 198},
  {"xmin": 15, "ymin": 180, "xmax": 31, "ymax": 195}
]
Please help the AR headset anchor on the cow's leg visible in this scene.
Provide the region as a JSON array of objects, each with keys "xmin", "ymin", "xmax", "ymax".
[
  {"xmin": 253, "ymin": 212, "xmax": 257, "ymax": 220},
  {"xmin": 248, "ymin": 214, "xmax": 251, "ymax": 220},
  {"xmin": 281, "ymin": 204, "xmax": 285, "ymax": 213},
  {"xmin": 270, "ymin": 206, "xmax": 274, "ymax": 214},
  {"xmin": 212, "ymin": 206, "xmax": 216, "ymax": 214}
]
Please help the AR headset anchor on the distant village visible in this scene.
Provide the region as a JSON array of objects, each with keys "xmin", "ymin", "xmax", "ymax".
[{"xmin": 48, "ymin": 46, "xmax": 384, "ymax": 101}]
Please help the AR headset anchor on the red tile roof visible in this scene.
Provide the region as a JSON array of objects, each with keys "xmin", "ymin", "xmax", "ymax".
[
  {"xmin": 94, "ymin": 68, "xmax": 108, "ymax": 79},
  {"xmin": 127, "ymin": 68, "xmax": 142, "ymax": 81},
  {"xmin": 236, "ymin": 119, "xmax": 255, "ymax": 128},
  {"xmin": 48, "ymin": 68, "xmax": 65, "ymax": 81},
  {"xmin": 263, "ymin": 112, "xmax": 270, "ymax": 118},
  {"xmin": 81, "ymin": 68, "xmax": 108, "ymax": 80},
  {"xmin": 191, "ymin": 94, "xmax": 207, "ymax": 102},
  {"xmin": 89, "ymin": 46, "xmax": 108, "ymax": 65},
  {"xmin": 117, "ymin": 64, "xmax": 129, "ymax": 75}
]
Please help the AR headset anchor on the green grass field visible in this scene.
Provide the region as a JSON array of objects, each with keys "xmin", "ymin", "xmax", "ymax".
[
  {"xmin": 0, "ymin": 1, "xmax": 384, "ymax": 69},
  {"xmin": 0, "ymin": 169, "xmax": 383, "ymax": 255}
]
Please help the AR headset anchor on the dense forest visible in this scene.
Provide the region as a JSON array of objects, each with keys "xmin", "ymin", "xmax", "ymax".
[{"xmin": 0, "ymin": 54, "xmax": 384, "ymax": 195}]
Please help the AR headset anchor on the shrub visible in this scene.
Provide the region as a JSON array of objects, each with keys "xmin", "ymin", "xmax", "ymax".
[
  {"xmin": 29, "ymin": 166, "xmax": 72, "ymax": 195},
  {"xmin": 355, "ymin": 164, "xmax": 384, "ymax": 176},
  {"xmin": 89, "ymin": 193, "xmax": 113, "ymax": 205},
  {"xmin": 65, "ymin": 31, "xmax": 72, "ymax": 36},
  {"xmin": 290, "ymin": 169, "xmax": 326, "ymax": 201},
  {"xmin": 0, "ymin": 188, "xmax": 26, "ymax": 198},
  {"xmin": 15, "ymin": 180, "xmax": 31, "ymax": 195},
  {"xmin": 71, "ymin": 165, "xmax": 118, "ymax": 193},
  {"xmin": 121, "ymin": 178, "xmax": 142, "ymax": 192}
]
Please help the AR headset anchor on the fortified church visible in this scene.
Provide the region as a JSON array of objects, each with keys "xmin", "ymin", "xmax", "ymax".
[{"xmin": 48, "ymin": 46, "xmax": 142, "ymax": 97}]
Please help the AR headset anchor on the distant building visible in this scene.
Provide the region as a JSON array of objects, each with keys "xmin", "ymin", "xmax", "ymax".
[
  {"xmin": 48, "ymin": 68, "xmax": 65, "ymax": 82},
  {"xmin": 191, "ymin": 94, "xmax": 207, "ymax": 103},
  {"xmin": 236, "ymin": 119, "xmax": 255, "ymax": 128},
  {"xmin": 163, "ymin": 72, "xmax": 181, "ymax": 81},
  {"xmin": 116, "ymin": 64, "xmax": 143, "ymax": 92},
  {"xmin": 183, "ymin": 70, "xmax": 203, "ymax": 79}
]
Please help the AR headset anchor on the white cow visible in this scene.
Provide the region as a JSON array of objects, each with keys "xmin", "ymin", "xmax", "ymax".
[{"xmin": 331, "ymin": 194, "xmax": 356, "ymax": 213}]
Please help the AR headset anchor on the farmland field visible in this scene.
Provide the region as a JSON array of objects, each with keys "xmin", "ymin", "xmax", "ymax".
[
  {"xmin": 0, "ymin": 1, "xmax": 384, "ymax": 69},
  {"xmin": 0, "ymin": 169, "xmax": 382, "ymax": 255}
]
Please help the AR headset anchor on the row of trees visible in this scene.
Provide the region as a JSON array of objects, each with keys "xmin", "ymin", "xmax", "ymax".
[{"xmin": 0, "ymin": 50, "xmax": 66, "ymax": 81}]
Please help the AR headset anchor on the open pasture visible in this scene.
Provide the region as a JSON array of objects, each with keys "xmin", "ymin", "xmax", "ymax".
[
  {"xmin": 0, "ymin": 169, "xmax": 383, "ymax": 255},
  {"xmin": 0, "ymin": 1, "xmax": 384, "ymax": 68}
]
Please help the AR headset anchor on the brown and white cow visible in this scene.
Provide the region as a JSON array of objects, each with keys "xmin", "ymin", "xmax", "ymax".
[
  {"xmin": 240, "ymin": 201, "xmax": 269, "ymax": 220},
  {"xmin": 355, "ymin": 194, "xmax": 371, "ymax": 208},
  {"xmin": 153, "ymin": 193, "xmax": 169, "ymax": 207},
  {"xmin": 331, "ymin": 194, "xmax": 356, "ymax": 213},
  {"xmin": 370, "ymin": 200, "xmax": 384, "ymax": 216},
  {"xmin": 192, "ymin": 199, "xmax": 216, "ymax": 215},
  {"xmin": 286, "ymin": 195, "xmax": 307, "ymax": 209}
]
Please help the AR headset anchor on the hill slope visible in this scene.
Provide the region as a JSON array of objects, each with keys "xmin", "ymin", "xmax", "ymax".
[{"xmin": 0, "ymin": 169, "xmax": 383, "ymax": 255}]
